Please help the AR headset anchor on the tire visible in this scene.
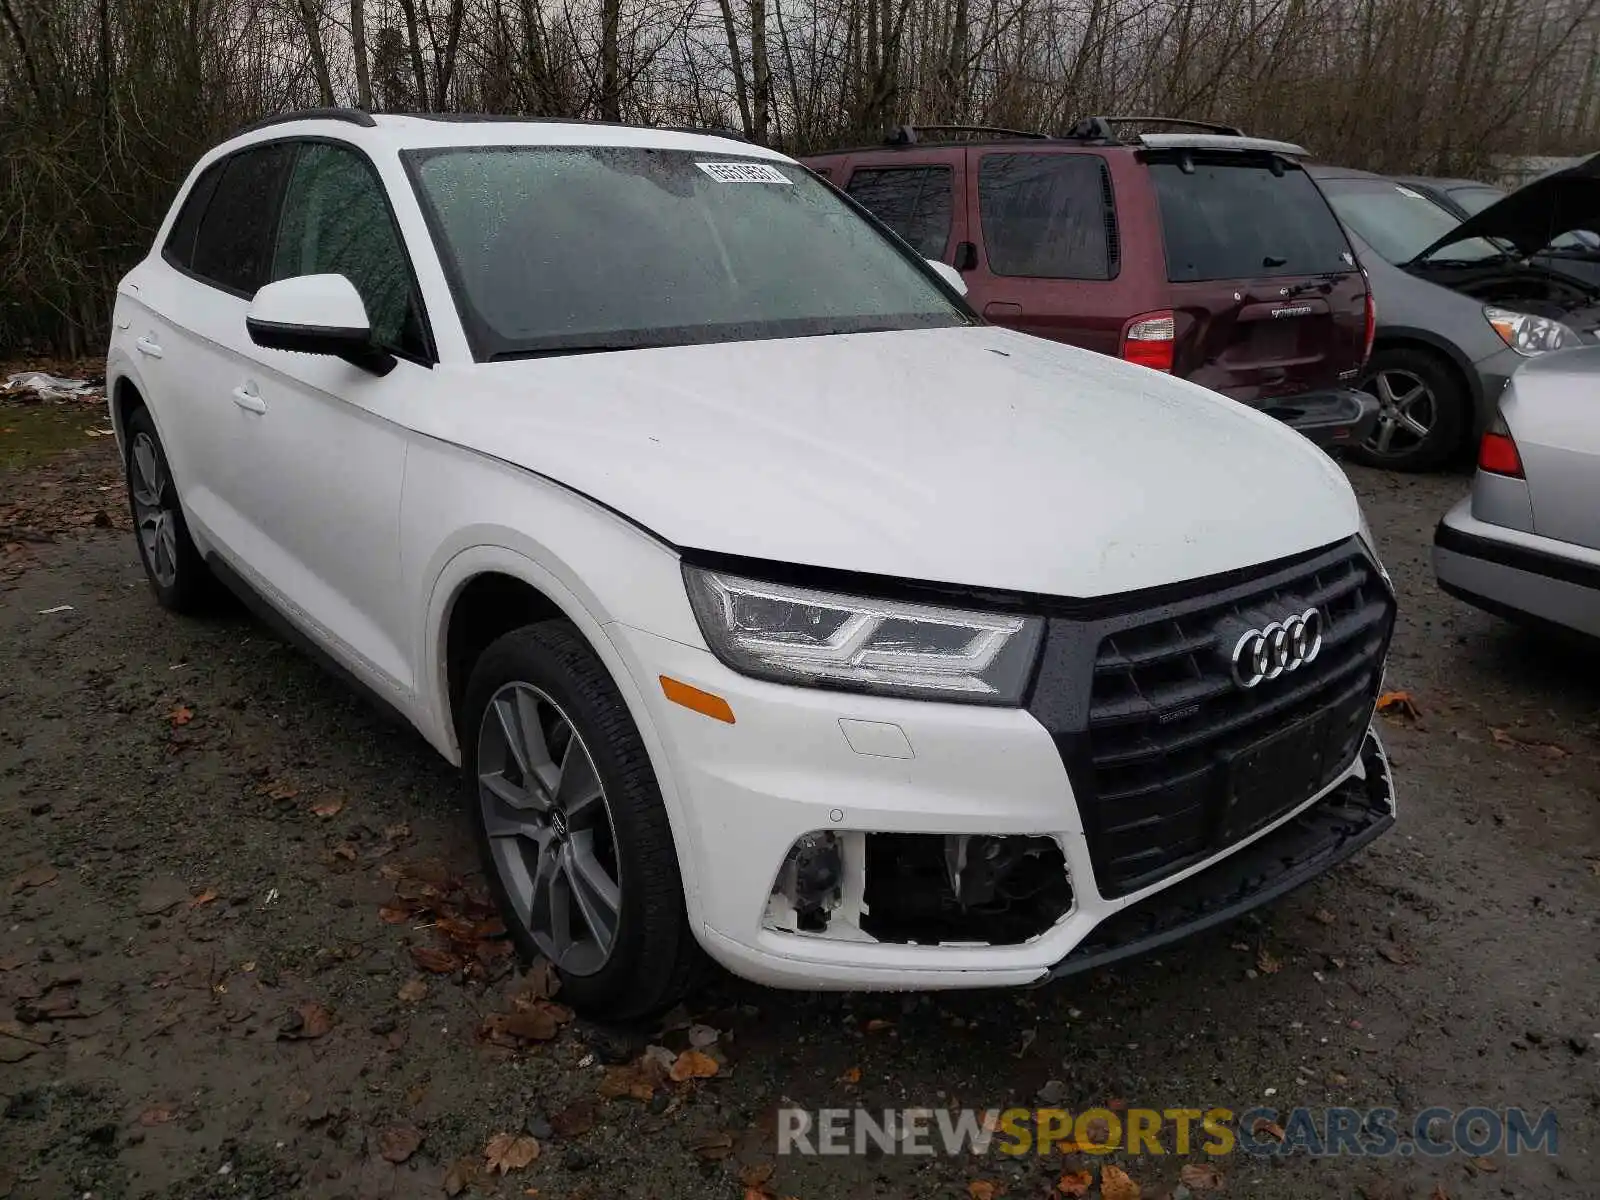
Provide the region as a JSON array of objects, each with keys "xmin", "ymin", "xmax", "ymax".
[
  {"xmin": 460, "ymin": 620, "xmax": 700, "ymax": 1020},
  {"xmin": 123, "ymin": 405, "xmax": 217, "ymax": 613},
  {"xmin": 1349, "ymin": 347, "xmax": 1469, "ymax": 472}
]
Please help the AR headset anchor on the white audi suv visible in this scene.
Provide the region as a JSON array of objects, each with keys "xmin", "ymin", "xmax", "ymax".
[{"xmin": 107, "ymin": 111, "xmax": 1398, "ymax": 1017}]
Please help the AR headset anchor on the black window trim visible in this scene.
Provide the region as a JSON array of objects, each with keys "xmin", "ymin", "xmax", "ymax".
[
  {"xmin": 399, "ymin": 144, "xmax": 976, "ymax": 364},
  {"xmin": 974, "ymin": 149, "xmax": 1121, "ymax": 282},
  {"xmin": 842, "ymin": 162, "xmax": 957, "ymax": 261},
  {"xmin": 161, "ymin": 135, "xmax": 438, "ymax": 368}
]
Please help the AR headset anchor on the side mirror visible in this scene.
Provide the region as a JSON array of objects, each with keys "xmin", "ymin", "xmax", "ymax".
[
  {"xmin": 246, "ymin": 274, "xmax": 395, "ymax": 376},
  {"xmin": 927, "ymin": 259, "xmax": 968, "ymax": 297}
]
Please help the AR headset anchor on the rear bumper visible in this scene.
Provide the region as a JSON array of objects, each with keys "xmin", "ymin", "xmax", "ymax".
[
  {"xmin": 1432, "ymin": 498, "xmax": 1600, "ymax": 638},
  {"xmin": 1256, "ymin": 388, "xmax": 1379, "ymax": 449}
]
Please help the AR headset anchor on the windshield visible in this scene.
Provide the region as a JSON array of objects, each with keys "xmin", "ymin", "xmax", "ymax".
[
  {"xmin": 406, "ymin": 146, "xmax": 970, "ymax": 360},
  {"xmin": 1320, "ymin": 178, "xmax": 1505, "ymax": 264},
  {"xmin": 1448, "ymin": 184, "xmax": 1505, "ymax": 215}
]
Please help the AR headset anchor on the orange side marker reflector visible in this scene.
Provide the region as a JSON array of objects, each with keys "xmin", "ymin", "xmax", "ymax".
[{"xmin": 659, "ymin": 676, "xmax": 736, "ymax": 724}]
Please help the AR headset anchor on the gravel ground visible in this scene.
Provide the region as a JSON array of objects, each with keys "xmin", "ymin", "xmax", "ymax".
[{"xmin": 1, "ymin": 437, "xmax": 1596, "ymax": 1200}]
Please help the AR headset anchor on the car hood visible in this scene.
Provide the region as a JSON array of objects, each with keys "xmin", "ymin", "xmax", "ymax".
[
  {"xmin": 1415, "ymin": 151, "xmax": 1600, "ymax": 259},
  {"xmin": 432, "ymin": 326, "xmax": 1359, "ymax": 598}
]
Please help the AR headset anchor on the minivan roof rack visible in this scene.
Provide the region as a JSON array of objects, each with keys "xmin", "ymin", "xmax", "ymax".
[
  {"xmin": 886, "ymin": 124, "xmax": 1049, "ymax": 146},
  {"xmin": 1065, "ymin": 116, "xmax": 1244, "ymax": 142},
  {"xmin": 239, "ymin": 107, "xmax": 377, "ymax": 134}
]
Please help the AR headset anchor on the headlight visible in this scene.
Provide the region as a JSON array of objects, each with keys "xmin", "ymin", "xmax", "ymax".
[
  {"xmin": 1484, "ymin": 306, "xmax": 1579, "ymax": 356},
  {"xmin": 682, "ymin": 566, "xmax": 1045, "ymax": 705}
]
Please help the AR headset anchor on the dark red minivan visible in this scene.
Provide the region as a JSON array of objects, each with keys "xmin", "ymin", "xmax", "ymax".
[{"xmin": 804, "ymin": 118, "xmax": 1379, "ymax": 447}]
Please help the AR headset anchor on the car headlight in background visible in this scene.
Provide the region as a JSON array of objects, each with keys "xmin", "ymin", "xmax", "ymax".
[
  {"xmin": 683, "ymin": 567, "xmax": 1044, "ymax": 704},
  {"xmin": 1484, "ymin": 306, "xmax": 1579, "ymax": 356}
]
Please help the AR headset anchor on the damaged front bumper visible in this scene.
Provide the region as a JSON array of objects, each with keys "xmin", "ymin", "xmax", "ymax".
[{"xmin": 613, "ymin": 613, "xmax": 1395, "ymax": 991}]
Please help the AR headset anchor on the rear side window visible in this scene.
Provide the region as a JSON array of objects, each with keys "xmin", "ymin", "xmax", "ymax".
[
  {"xmin": 163, "ymin": 162, "xmax": 225, "ymax": 271},
  {"xmin": 845, "ymin": 166, "xmax": 953, "ymax": 257},
  {"xmin": 190, "ymin": 143, "xmax": 293, "ymax": 295},
  {"xmin": 977, "ymin": 153, "xmax": 1116, "ymax": 280},
  {"xmin": 1149, "ymin": 155, "xmax": 1353, "ymax": 281}
]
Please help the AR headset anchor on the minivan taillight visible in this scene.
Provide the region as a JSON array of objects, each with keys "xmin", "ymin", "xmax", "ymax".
[
  {"xmin": 1122, "ymin": 311, "xmax": 1175, "ymax": 372},
  {"xmin": 1362, "ymin": 290, "xmax": 1376, "ymax": 366},
  {"xmin": 1477, "ymin": 412, "xmax": 1524, "ymax": 478}
]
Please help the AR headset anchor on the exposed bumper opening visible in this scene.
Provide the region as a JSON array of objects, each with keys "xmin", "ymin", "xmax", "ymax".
[
  {"xmin": 763, "ymin": 831, "xmax": 1074, "ymax": 946},
  {"xmin": 1047, "ymin": 729, "xmax": 1394, "ymax": 980}
]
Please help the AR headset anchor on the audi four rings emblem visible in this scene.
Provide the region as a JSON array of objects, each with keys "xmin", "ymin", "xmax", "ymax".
[{"xmin": 1230, "ymin": 609, "xmax": 1323, "ymax": 688}]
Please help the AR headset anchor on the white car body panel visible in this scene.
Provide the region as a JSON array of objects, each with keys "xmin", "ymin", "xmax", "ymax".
[{"xmin": 106, "ymin": 114, "xmax": 1391, "ymax": 992}]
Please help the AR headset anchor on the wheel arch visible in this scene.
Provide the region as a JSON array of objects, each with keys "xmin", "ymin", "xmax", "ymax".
[{"xmin": 423, "ymin": 544, "xmax": 705, "ymax": 918}]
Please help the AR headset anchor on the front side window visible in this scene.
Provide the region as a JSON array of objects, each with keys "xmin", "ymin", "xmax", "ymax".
[
  {"xmin": 190, "ymin": 144, "xmax": 294, "ymax": 294},
  {"xmin": 1150, "ymin": 154, "xmax": 1355, "ymax": 281},
  {"xmin": 273, "ymin": 143, "xmax": 427, "ymax": 358},
  {"xmin": 845, "ymin": 166, "xmax": 953, "ymax": 257},
  {"xmin": 977, "ymin": 153, "xmax": 1115, "ymax": 279},
  {"xmin": 407, "ymin": 147, "xmax": 969, "ymax": 361}
]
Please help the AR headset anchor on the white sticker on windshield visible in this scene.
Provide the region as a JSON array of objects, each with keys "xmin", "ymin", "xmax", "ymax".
[
  {"xmin": 1394, "ymin": 185, "xmax": 1427, "ymax": 199},
  {"xmin": 697, "ymin": 161, "xmax": 792, "ymax": 184}
]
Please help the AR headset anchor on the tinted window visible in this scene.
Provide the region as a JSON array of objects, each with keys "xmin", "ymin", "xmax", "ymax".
[
  {"xmin": 845, "ymin": 166, "xmax": 953, "ymax": 257},
  {"xmin": 1447, "ymin": 185, "xmax": 1505, "ymax": 216},
  {"xmin": 163, "ymin": 162, "xmax": 225, "ymax": 271},
  {"xmin": 409, "ymin": 147, "xmax": 968, "ymax": 361},
  {"xmin": 1319, "ymin": 178, "xmax": 1503, "ymax": 265},
  {"xmin": 273, "ymin": 143, "xmax": 426, "ymax": 358},
  {"xmin": 978, "ymin": 154, "xmax": 1114, "ymax": 279},
  {"xmin": 191, "ymin": 144, "xmax": 292, "ymax": 294},
  {"xmin": 1150, "ymin": 156, "xmax": 1354, "ymax": 281}
]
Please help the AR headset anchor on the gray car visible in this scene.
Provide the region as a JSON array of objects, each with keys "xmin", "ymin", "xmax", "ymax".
[
  {"xmin": 1433, "ymin": 345, "xmax": 1600, "ymax": 638},
  {"xmin": 1308, "ymin": 162, "xmax": 1600, "ymax": 471}
]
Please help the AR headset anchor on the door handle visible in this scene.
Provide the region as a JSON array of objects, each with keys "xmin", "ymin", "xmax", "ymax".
[
  {"xmin": 231, "ymin": 385, "xmax": 267, "ymax": 414},
  {"xmin": 134, "ymin": 335, "xmax": 163, "ymax": 359}
]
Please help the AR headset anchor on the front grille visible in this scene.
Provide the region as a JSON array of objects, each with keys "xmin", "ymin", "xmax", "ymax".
[{"xmin": 1026, "ymin": 539, "xmax": 1394, "ymax": 899}]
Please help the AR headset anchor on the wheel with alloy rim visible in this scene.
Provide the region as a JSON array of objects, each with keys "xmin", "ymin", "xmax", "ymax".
[
  {"xmin": 462, "ymin": 621, "xmax": 700, "ymax": 1018},
  {"xmin": 1350, "ymin": 347, "xmax": 1466, "ymax": 472},
  {"xmin": 123, "ymin": 405, "xmax": 214, "ymax": 611}
]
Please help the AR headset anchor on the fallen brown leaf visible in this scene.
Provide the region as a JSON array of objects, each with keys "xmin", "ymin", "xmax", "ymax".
[
  {"xmin": 669, "ymin": 1048, "xmax": 719, "ymax": 1081},
  {"xmin": 1312, "ymin": 907, "xmax": 1337, "ymax": 926},
  {"xmin": 377, "ymin": 1124, "xmax": 423, "ymax": 1163},
  {"xmin": 1056, "ymin": 1169, "xmax": 1093, "ymax": 1197},
  {"xmin": 169, "ymin": 704, "xmax": 194, "ymax": 726},
  {"xmin": 1469, "ymin": 1157, "xmax": 1498, "ymax": 1173},
  {"xmin": 1428, "ymin": 1186, "xmax": 1450, "ymax": 1200},
  {"xmin": 864, "ymin": 1018, "xmax": 894, "ymax": 1033},
  {"xmin": 443, "ymin": 1157, "xmax": 478, "ymax": 1196},
  {"xmin": 411, "ymin": 946, "xmax": 463, "ymax": 975},
  {"xmin": 0, "ymin": 955, "xmax": 24, "ymax": 971},
  {"xmin": 1256, "ymin": 948, "xmax": 1283, "ymax": 974},
  {"xmin": 484, "ymin": 1132, "xmax": 540, "ymax": 1174},
  {"xmin": 1376, "ymin": 942, "xmax": 1410, "ymax": 966},
  {"xmin": 1180, "ymin": 1162, "xmax": 1225, "ymax": 1191},
  {"xmin": 598, "ymin": 1063, "xmax": 659, "ymax": 1102},
  {"xmin": 310, "ymin": 796, "xmax": 345, "ymax": 819},
  {"xmin": 379, "ymin": 904, "xmax": 413, "ymax": 925},
  {"xmin": 967, "ymin": 1181, "xmax": 1002, "ymax": 1200},
  {"xmin": 1099, "ymin": 1164, "xmax": 1141, "ymax": 1200},
  {"xmin": 739, "ymin": 1163, "xmax": 776, "ymax": 1190},
  {"xmin": 10, "ymin": 864, "xmax": 58, "ymax": 893},
  {"xmin": 1376, "ymin": 691, "xmax": 1419, "ymax": 719},
  {"xmin": 279, "ymin": 1001, "xmax": 334, "ymax": 1040},
  {"xmin": 522, "ymin": 958, "xmax": 560, "ymax": 1000},
  {"xmin": 481, "ymin": 1008, "xmax": 559, "ymax": 1045},
  {"xmin": 840, "ymin": 1066, "xmax": 862, "ymax": 1084},
  {"xmin": 138, "ymin": 1104, "xmax": 177, "ymax": 1126},
  {"xmin": 332, "ymin": 843, "xmax": 358, "ymax": 862},
  {"xmin": 188, "ymin": 888, "xmax": 219, "ymax": 907},
  {"xmin": 397, "ymin": 978, "xmax": 428, "ymax": 1003},
  {"xmin": 261, "ymin": 780, "xmax": 300, "ymax": 801},
  {"xmin": 550, "ymin": 1099, "xmax": 597, "ymax": 1138},
  {"xmin": 688, "ymin": 1130, "xmax": 734, "ymax": 1162},
  {"xmin": 1252, "ymin": 1117, "xmax": 1285, "ymax": 1143}
]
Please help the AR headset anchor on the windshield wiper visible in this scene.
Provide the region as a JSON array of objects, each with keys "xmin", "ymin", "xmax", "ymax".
[{"xmin": 488, "ymin": 342, "xmax": 660, "ymax": 362}]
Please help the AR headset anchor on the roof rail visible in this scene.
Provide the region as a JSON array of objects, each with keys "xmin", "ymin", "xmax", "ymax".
[
  {"xmin": 1065, "ymin": 115, "xmax": 1244, "ymax": 141},
  {"xmin": 239, "ymin": 107, "xmax": 377, "ymax": 135},
  {"xmin": 886, "ymin": 124, "xmax": 1049, "ymax": 146},
  {"xmin": 657, "ymin": 124, "xmax": 748, "ymax": 142}
]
